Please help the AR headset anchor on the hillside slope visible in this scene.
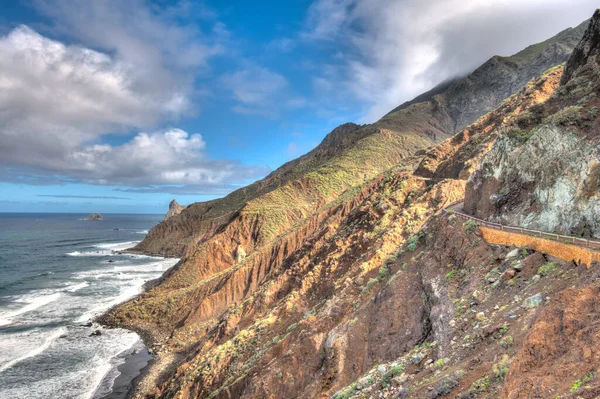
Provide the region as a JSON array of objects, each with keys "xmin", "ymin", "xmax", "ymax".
[{"xmin": 98, "ymin": 16, "xmax": 595, "ymax": 399}]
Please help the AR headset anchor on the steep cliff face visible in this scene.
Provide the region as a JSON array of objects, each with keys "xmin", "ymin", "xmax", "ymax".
[
  {"xmin": 466, "ymin": 11, "xmax": 600, "ymax": 238},
  {"xmin": 97, "ymin": 15, "xmax": 599, "ymax": 399}
]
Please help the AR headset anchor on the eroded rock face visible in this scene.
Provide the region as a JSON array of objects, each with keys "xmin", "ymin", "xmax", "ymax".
[
  {"xmin": 502, "ymin": 284, "xmax": 600, "ymax": 398},
  {"xmin": 164, "ymin": 199, "xmax": 186, "ymax": 220},
  {"xmin": 465, "ymin": 125, "xmax": 600, "ymax": 237}
]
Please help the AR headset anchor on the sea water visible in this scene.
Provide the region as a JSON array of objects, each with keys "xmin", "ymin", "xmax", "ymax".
[{"xmin": 0, "ymin": 213, "xmax": 178, "ymax": 399}]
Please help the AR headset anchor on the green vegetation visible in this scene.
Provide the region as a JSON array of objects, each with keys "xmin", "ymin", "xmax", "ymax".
[
  {"xmin": 469, "ymin": 376, "xmax": 491, "ymax": 394},
  {"xmin": 334, "ymin": 382, "xmax": 358, "ymax": 399},
  {"xmin": 407, "ymin": 234, "xmax": 420, "ymax": 251},
  {"xmin": 378, "ymin": 263, "xmax": 391, "ymax": 279},
  {"xmin": 506, "ymin": 126, "xmax": 534, "ymax": 144},
  {"xmin": 286, "ymin": 323, "xmax": 298, "ymax": 333},
  {"xmin": 434, "ymin": 358, "xmax": 448, "ymax": 370},
  {"xmin": 431, "ymin": 370, "xmax": 465, "ymax": 397},
  {"xmin": 548, "ymin": 105, "xmax": 582, "ymax": 126},
  {"xmin": 570, "ymin": 372, "xmax": 594, "ymax": 393},
  {"xmin": 464, "ymin": 220, "xmax": 478, "ymax": 234},
  {"xmin": 492, "ymin": 355, "xmax": 512, "ymax": 381},
  {"xmin": 381, "ymin": 363, "xmax": 405, "ymax": 388},
  {"xmin": 445, "ymin": 270, "xmax": 457, "ymax": 282},
  {"xmin": 538, "ymin": 261, "xmax": 558, "ymax": 276},
  {"xmin": 500, "ymin": 335, "xmax": 514, "ymax": 349}
]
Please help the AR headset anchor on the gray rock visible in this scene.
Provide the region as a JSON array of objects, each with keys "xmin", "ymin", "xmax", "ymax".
[
  {"xmin": 506, "ymin": 248, "xmax": 520, "ymax": 259},
  {"xmin": 522, "ymin": 293, "xmax": 544, "ymax": 309},
  {"xmin": 411, "ymin": 352, "xmax": 425, "ymax": 364},
  {"xmin": 512, "ymin": 262, "xmax": 523, "ymax": 271},
  {"xmin": 531, "ymin": 275, "xmax": 541, "ymax": 284},
  {"xmin": 377, "ymin": 364, "xmax": 387, "ymax": 373}
]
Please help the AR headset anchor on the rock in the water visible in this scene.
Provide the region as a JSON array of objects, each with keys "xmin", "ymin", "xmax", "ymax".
[
  {"xmin": 81, "ymin": 322, "xmax": 93, "ymax": 327},
  {"xmin": 522, "ymin": 293, "xmax": 544, "ymax": 309},
  {"xmin": 90, "ymin": 330, "xmax": 102, "ymax": 337},
  {"xmin": 84, "ymin": 213, "xmax": 102, "ymax": 221},
  {"xmin": 165, "ymin": 199, "xmax": 186, "ymax": 220}
]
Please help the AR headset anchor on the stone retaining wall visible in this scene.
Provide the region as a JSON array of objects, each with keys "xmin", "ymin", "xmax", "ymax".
[{"xmin": 479, "ymin": 226, "xmax": 600, "ymax": 266}]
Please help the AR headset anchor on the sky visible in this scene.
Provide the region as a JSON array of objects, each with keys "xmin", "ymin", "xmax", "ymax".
[{"xmin": 0, "ymin": 0, "xmax": 597, "ymax": 214}]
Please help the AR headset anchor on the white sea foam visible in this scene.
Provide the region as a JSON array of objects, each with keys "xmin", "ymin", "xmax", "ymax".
[
  {"xmin": 0, "ymin": 292, "xmax": 61, "ymax": 326},
  {"xmin": 136, "ymin": 230, "xmax": 148, "ymax": 234},
  {"xmin": 0, "ymin": 327, "xmax": 66, "ymax": 373},
  {"xmin": 94, "ymin": 241, "xmax": 140, "ymax": 251},
  {"xmin": 63, "ymin": 282, "xmax": 90, "ymax": 292}
]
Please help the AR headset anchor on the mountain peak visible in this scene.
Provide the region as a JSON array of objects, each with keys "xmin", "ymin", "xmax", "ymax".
[{"xmin": 165, "ymin": 199, "xmax": 186, "ymax": 220}]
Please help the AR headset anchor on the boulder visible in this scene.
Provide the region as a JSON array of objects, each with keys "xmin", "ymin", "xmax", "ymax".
[{"xmin": 522, "ymin": 293, "xmax": 544, "ymax": 309}]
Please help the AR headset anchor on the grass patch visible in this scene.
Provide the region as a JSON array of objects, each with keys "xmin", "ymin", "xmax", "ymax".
[{"xmin": 538, "ymin": 261, "xmax": 557, "ymax": 276}]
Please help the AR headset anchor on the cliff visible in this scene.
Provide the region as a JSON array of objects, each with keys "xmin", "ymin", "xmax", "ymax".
[{"xmin": 96, "ymin": 14, "xmax": 600, "ymax": 399}]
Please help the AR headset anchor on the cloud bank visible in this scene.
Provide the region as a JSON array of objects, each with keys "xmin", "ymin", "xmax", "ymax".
[
  {"xmin": 305, "ymin": 0, "xmax": 598, "ymax": 122},
  {"xmin": 0, "ymin": 2, "xmax": 268, "ymax": 192}
]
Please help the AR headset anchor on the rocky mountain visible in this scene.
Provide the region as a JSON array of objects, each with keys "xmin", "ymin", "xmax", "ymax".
[
  {"xmin": 165, "ymin": 199, "xmax": 186, "ymax": 220},
  {"xmin": 97, "ymin": 13, "xmax": 600, "ymax": 399}
]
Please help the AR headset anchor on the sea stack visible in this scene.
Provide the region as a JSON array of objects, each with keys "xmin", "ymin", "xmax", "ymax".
[
  {"xmin": 165, "ymin": 199, "xmax": 186, "ymax": 220},
  {"xmin": 84, "ymin": 213, "xmax": 103, "ymax": 221}
]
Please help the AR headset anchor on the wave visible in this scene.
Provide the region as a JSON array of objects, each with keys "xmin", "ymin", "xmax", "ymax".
[
  {"xmin": 136, "ymin": 230, "xmax": 149, "ymax": 234},
  {"xmin": 63, "ymin": 282, "xmax": 89, "ymax": 292},
  {"xmin": 76, "ymin": 280, "xmax": 146, "ymax": 323},
  {"xmin": 66, "ymin": 251, "xmax": 111, "ymax": 257},
  {"xmin": 0, "ymin": 327, "xmax": 66, "ymax": 373},
  {"xmin": 93, "ymin": 241, "xmax": 140, "ymax": 251},
  {"xmin": 0, "ymin": 293, "xmax": 61, "ymax": 326}
]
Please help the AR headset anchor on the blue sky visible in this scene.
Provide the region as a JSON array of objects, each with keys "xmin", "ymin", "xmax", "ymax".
[{"xmin": 0, "ymin": 0, "xmax": 597, "ymax": 214}]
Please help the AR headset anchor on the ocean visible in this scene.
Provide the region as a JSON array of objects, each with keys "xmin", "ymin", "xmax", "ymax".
[{"xmin": 0, "ymin": 213, "xmax": 178, "ymax": 399}]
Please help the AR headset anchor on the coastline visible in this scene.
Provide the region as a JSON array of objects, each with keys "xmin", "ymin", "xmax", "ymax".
[
  {"xmin": 95, "ymin": 256, "xmax": 181, "ymax": 399},
  {"xmin": 98, "ymin": 344, "xmax": 154, "ymax": 399}
]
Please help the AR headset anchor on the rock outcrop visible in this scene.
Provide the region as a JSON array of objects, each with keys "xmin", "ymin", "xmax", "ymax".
[
  {"xmin": 164, "ymin": 200, "xmax": 186, "ymax": 220},
  {"xmin": 84, "ymin": 213, "xmax": 102, "ymax": 221},
  {"xmin": 465, "ymin": 11, "xmax": 600, "ymax": 238}
]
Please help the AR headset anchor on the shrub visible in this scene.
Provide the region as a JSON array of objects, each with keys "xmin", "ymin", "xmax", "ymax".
[
  {"xmin": 538, "ymin": 261, "xmax": 557, "ymax": 276},
  {"xmin": 407, "ymin": 234, "xmax": 420, "ymax": 251},
  {"xmin": 434, "ymin": 358, "xmax": 448, "ymax": 370},
  {"xmin": 445, "ymin": 270, "xmax": 457, "ymax": 282},
  {"xmin": 492, "ymin": 355, "xmax": 512, "ymax": 381},
  {"xmin": 570, "ymin": 372, "xmax": 594, "ymax": 393},
  {"xmin": 469, "ymin": 376, "xmax": 491, "ymax": 394},
  {"xmin": 506, "ymin": 126, "xmax": 534, "ymax": 144},
  {"xmin": 500, "ymin": 335, "xmax": 513, "ymax": 349},
  {"xmin": 381, "ymin": 363, "xmax": 405, "ymax": 388},
  {"xmin": 549, "ymin": 105, "xmax": 582, "ymax": 126},
  {"xmin": 378, "ymin": 263, "xmax": 391, "ymax": 279},
  {"xmin": 464, "ymin": 220, "xmax": 478, "ymax": 234},
  {"xmin": 429, "ymin": 370, "xmax": 465, "ymax": 398},
  {"xmin": 286, "ymin": 323, "xmax": 298, "ymax": 333}
]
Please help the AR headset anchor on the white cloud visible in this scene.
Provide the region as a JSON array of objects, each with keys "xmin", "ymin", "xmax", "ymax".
[
  {"xmin": 223, "ymin": 65, "xmax": 288, "ymax": 105},
  {"xmin": 0, "ymin": 3, "xmax": 272, "ymax": 191},
  {"xmin": 0, "ymin": 23, "xmax": 267, "ymax": 188},
  {"xmin": 305, "ymin": 0, "xmax": 598, "ymax": 122},
  {"xmin": 222, "ymin": 64, "xmax": 301, "ymax": 116}
]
